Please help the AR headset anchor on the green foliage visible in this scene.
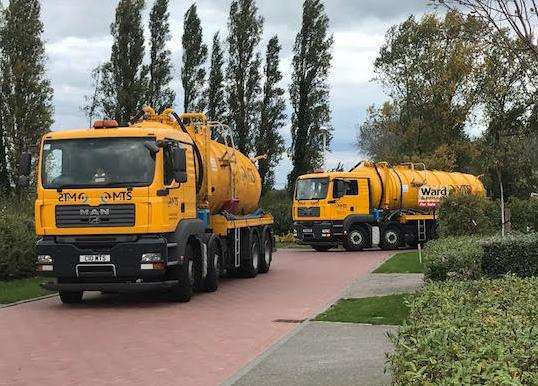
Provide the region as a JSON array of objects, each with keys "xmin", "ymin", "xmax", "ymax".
[
  {"xmin": 0, "ymin": 0, "xmax": 53, "ymax": 189},
  {"xmin": 226, "ymin": 0, "xmax": 263, "ymax": 155},
  {"xmin": 147, "ymin": 0, "xmax": 174, "ymax": 111},
  {"xmin": 315, "ymin": 294, "xmax": 411, "ymax": 326},
  {"xmin": 373, "ymin": 251, "xmax": 423, "ymax": 274},
  {"xmin": 261, "ymin": 190, "xmax": 292, "ymax": 236},
  {"xmin": 0, "ymin": 277, "xmax": 53, "ymax": 304},
  {"xmin": 508, "ymin": 197, "xmax": 538, "ymax": 233},
  {"xmin": 100, "ymin": 0, "xmax": 148, "ymax": 125},
  {"xmin": 388, "ymin": 276, "xmax": 538, "ymax": 385},
  {"xmin": 206, "ymin": 32, "xmax": 226, "ymax": 122},
  {"xmin": 482, "ymin": 233, "xmax": 538, "ymax": 279},
  {"xmin": 288, "ymin": 0, "xmax": 333, "ymax": 192},
  {"xmin": 182, "ymin": 4, "xmax": 207, "ymax": 112},
  {"xmin": 0, "ymin": 197, "xmax": 36, "ymax": 280},
  {"xmin": 423, "ymin": 236, "xmax": 484, "ymax": 282},
  {"xmin": 256, "ymin": 36, "xmax": 286, "ymax": 193},
  {"xmin": 437, "ymin": 194, "xmax": 499, "ymax": 237}
]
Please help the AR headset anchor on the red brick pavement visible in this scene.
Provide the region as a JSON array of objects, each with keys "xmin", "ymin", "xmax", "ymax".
[{"xmin": 0, "ymin": 249, "xmax": 390, "ymax": 386}]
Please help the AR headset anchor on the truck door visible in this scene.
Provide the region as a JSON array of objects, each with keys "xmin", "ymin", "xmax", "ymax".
[{"xmin": 332, "ymin": 178, "xmax": 370, "ymax": 218}]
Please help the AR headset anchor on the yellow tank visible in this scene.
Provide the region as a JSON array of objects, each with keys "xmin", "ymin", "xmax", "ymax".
[
  {"xmin": 351, "ymin": 161, "xmax": 485, "ymax": 211},
  {"xmin": 181, "ymin": 112, "xmax": 262, "ymax": 215}
]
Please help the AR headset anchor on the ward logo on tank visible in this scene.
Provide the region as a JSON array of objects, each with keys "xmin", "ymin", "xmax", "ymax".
[{"xmin": 418, "ymin": 186, "xmax": 450, "ymax": 208}]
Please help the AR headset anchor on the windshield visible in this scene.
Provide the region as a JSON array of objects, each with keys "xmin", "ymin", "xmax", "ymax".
[
  {"xmin": 295, "ymin": 178, "xmax": 329, "ymax": 200},
  {"xmin": 41, "ymin": 137, "xmax": 156, "ymax": 189}
]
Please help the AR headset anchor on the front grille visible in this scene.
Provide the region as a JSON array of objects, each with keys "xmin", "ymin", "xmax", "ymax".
[
  {"xmin": 298, "ymin": 207, "xmax": 320, "ymax": 217},
  {"xmin": 56, "ymin": 205, "xmax": 135, "ymax": 228}
]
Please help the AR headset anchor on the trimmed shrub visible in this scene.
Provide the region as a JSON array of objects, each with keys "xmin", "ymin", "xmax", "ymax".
[
  {"xmin": 261, "ymin": 190, "xmax": 293, "ymax": 236},
  {"xmin": 437, "ymin": 194, "xmax": 499, "ymax": 237},
  {"xmin": 388, "ymin": 276, "xmax": 538, "ymax": 385},
  {"xmin": 0, "ymin": 197, "xmax": 36, "ymax": 280},
  {"xmin": 423, "ymin": 236, "xmax": 484, "ymax": 281},
  {"xmin": 482, "ymin": 233, "xmax": 538, "ymax": 278},
  {"xmin": 508, "ymin": 197, "xmax": 538, "ymax": 233}
]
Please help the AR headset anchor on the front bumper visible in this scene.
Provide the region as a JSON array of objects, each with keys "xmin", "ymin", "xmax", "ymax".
[
  {"xmin": 41, "ymin": 280, "xmax": 179, "ymax": 293},
  {"xmin": 293, "ymin": 221, "xmax": 343, "ymax": 244},
  {"xmin": 36, "ymin": 235, "xmax": 173, "ymax": 282}
]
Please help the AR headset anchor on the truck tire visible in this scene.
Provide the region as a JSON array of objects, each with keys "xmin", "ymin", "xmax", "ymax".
[
  {"xmin": 380, "ymin": 226, "xmax": 402, "ymax": 250},
  {"xmin": 344, "ymin": 226, "xmax": 368, "ymax": 251},
  {"xmin": 169, "ymin": 243, "xmax": 194, "ymax": 302},
  {"xmin": 240, "ymin": 232, "xmax": 260, "ymax": 278},
  {"xmin": 202, "ymin": 238, "xmax": 221, "ymax": 292},
  {"xmin": 258, "ymin": 232, "xmax": 272, "ymax": 274},
  {"xmin": 59, "ymin": 291, "xmax": 83, "ymax": 304}
]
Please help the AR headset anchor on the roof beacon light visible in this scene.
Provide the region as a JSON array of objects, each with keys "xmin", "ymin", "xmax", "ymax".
[{"xmin": 93, "ymin": 120, "xmax": 119, "ymax": 129}]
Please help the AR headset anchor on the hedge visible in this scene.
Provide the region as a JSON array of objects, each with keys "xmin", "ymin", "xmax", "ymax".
[
  {"xmin": 508, "ymin": 197, "xmax": 538, "ymax": 233},
  {"xmin": 260, "ymin": 190, "xmax": 293, "ymax": 236},
  {"xmin": 388, "ymin": 276, "xmax": 538, "ymax": 385},
  {"xmin": 423, "ymin": 233, "xmax": 538, "ymax": 282},
  {"xmin": 0, "ymin": 198, "xmax": 36, "ymax": 280}
]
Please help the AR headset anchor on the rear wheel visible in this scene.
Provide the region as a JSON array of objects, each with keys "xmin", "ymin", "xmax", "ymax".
[
  {"xmin": 240, "ymin": 233, "xmax": 260, "ymax": 278},
  {"xmin": 344, "ymin": 227, "xmax": 368, "ymax": 251},
  {"xmin": 203, "ymin": 239, "xmax": 221, "ymax": 292},
  {"xmin": 169, "ymin": 243, "xmax": 194, "ymax": 302},
  {"xmin": 258, "ymin": 233, "xmax": 272, "ymax": 274},
  {"xmin": 59, "ymin": 291, "xmax": 83, "ymax": 304},
  {"xmin": 380, "ymin": 227, "xmax": 402, "ymax": 250}
]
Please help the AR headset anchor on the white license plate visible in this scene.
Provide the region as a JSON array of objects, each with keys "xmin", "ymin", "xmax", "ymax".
[
  {"xmin": 80, "ymin": 254, "xmax": 111, "ymax": 263},
  {"xmin": 303, "ymin": 229, "xmax": 313, "ymax": 233}
]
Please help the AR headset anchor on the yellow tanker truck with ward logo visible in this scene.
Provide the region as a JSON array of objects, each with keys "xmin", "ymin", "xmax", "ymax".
[
  {"xmin": 292, "ymin": 161, "xmax": 485, "ymax": 251},
  {"xmin": 22, "ymin": 107, "xmax": 275, "ymax": 304}
]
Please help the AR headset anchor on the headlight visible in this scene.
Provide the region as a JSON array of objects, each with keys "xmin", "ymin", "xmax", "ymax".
[
  {"xmin": 37, "ymin": 255, "xmax": 53, "ymax": 264},
  {"xmin": 141, "ymin": 253, "xmax": 162, "ymax": 262}
]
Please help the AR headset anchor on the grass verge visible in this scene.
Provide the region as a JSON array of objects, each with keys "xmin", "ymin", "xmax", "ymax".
[
  {"xmin": 0, "ymin": 277, "xmax": 55, "ymax": 304},
  {"xmin": 315, "ymin": 293, "xmax": 411, "ymax": 325},
  {"xmin": 374, "ymin": 251, "xmax": 423, "ymax": 273}
]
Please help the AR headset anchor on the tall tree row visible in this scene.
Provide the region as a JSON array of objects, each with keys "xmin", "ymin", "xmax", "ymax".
[
  {"xmin": 99, "ymin": 0, "xmax": 147, "ymax": 126},
  {"xmin": 256, "ymin": 36, "xmax": 286, "ymax": 193},
  {"xmin": 181, "ymin": 4, "xmax": 207, "ymax": 113},
  {"xmin": 206, "ymin": 32, "xmax": 226, "ymax": 123},
  {"xmin": 147, "ymin": 0, "xmax": 175, "ymax": 112},
  {"xmin": 0, "ymin": 0, "xmax": 53, "ymax": 192},
  {"xmin": 287, "ymin": 0, "xmax": 333, "ymax": 191},
  {"xmin": 226, "ymin": 0, "xmax": 264, "ymax": 155}
]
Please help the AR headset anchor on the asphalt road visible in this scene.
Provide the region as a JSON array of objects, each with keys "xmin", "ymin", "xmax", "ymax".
[{"xmin": 0, "ymin": 248, "xmax": 391, "ymax": 386}]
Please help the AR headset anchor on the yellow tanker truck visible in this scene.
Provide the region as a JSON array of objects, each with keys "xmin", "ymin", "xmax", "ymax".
[
  {"xmin": 292, "ymin": 161, "xmax": 485, "ymax": 251},
  {"xmin": 21, "ymin": 107, "xmax": 274, "ymax": 304}
]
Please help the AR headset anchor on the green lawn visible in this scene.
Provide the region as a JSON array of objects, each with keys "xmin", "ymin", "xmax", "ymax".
[
  {"xmin": 374, "ymin": 251, "xmax": 424, "ymax": 273},
  {"xmin": 315, "ymin": 294, "xmax": 411, "ymax": 325},
  {"xmin": 0, "ymin": 278, "xmax": 55, "ymax": 304}
]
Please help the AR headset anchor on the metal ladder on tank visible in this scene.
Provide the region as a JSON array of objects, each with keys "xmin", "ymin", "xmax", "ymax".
[
  {"xmin": 417, "ymin": 220, "xmax": 427, "ymax": 242},
  {"xmin": 234, "ymin": 228, "xmax": 241, "ymax": 268}
]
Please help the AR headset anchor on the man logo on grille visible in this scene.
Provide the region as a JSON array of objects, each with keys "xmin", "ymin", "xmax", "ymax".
[{"xmin": 80, "ymin": 208, "xmax": 111, "ymax": 216}]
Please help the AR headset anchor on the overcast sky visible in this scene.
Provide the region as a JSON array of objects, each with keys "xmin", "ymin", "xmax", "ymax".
[{"xmin": 3, "ymin": 0, "xmax": 434, "ymax": 188}]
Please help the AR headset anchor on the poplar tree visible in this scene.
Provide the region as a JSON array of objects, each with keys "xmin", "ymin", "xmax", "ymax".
[
  {"xmin": 0, "ymin": 3, "xmax": 9, "ymax": 194},
  {"xmin": 226, "ymin": 0, "xmax": 264, "ymax": 154},
  {"xmin": 0, "ymin": 0, "xmax": 53, "ymax": 189},
  {"xmin": 255, "ymin": 36, "xmax": 286, "ymax": 193},
  {"xmin": 288, "ymin": 0, "xmax": 333, "ymax": 192},
  {"xmin": 181, "ymin": 4, "xmax": 207, "ymax": 112},
  {"xmin": 206, "ymin": 32, "xmax": 226, "ymax": 122},
  {"xmin": 100, "ymin": 0, "xmax": 148, "ymax": 125},
  {"xmin": 147, "ymin": 0, "xmax": 174, "ymax": 111}
]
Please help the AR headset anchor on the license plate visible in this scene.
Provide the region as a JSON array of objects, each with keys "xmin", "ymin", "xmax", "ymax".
[
  {"xmin": 80, "ymin": 254, "xmax": 111, "ymax": 263},
  {"xmin": 303, "ymin": 229, "xmax": 313, "ymax": 233}
]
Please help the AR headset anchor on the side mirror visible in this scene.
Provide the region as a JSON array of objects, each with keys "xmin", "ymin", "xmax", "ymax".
[
  {"xmin": 144, "ymin": 141, "xmax": 160, "ymax": 155},
  {"xmin": 333, "ymin": 179, "xmax": 348, "ymax": 199},
  {"xmin": 173, "ymin": 147, "xmax": 187, "ymax": 184},
  {"xmin": 19, "ymin": 152, "xmax": 32, "ymax": 176}
]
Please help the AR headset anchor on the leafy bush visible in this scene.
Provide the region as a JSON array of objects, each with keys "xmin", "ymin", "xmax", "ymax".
[
  {"xmin": 0, "ymin": 197, "xmax": 36, "ymax": 280},
  {"xmin": 508, "ymin": 197, "xmax": 538, "ymax": 233},
  {"xmin": 423, "ymin": 236, "xmax": 484, "ymax": 281},
  {"xmin": 261, "ymin": 189, "xmax": 293, "ymax": 236},
  {"xmin": 388, "ymin": 276, "xmax": 538, "ymax": 385},
  {"xmin": 482, "ymin": 233, "xmax": 538, "ymax": 279},
  {"xmin": 437, "ymin": 194, "xmax": 499, "ymax": 237}
]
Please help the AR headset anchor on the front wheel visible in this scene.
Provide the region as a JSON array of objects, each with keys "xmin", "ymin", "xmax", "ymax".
[
  {"xmin": 169, "ymin": 244, "xmax": 195, "ymax": 302},
  {"xmin": 59, "ymin": 291, "xmax": 83, "ymax": 304},
  {"xmin": 380, "ymin": 227, "xmax": 402, "ymax": 250},
  {"xmin": 344, "ymin": 227, "xmax": 368, "ymax": 251}
]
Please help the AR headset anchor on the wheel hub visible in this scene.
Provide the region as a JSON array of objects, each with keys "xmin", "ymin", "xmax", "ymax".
[{"xmin": 350, "ymin": 231, "xmax": 363, "ymax": 245}]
